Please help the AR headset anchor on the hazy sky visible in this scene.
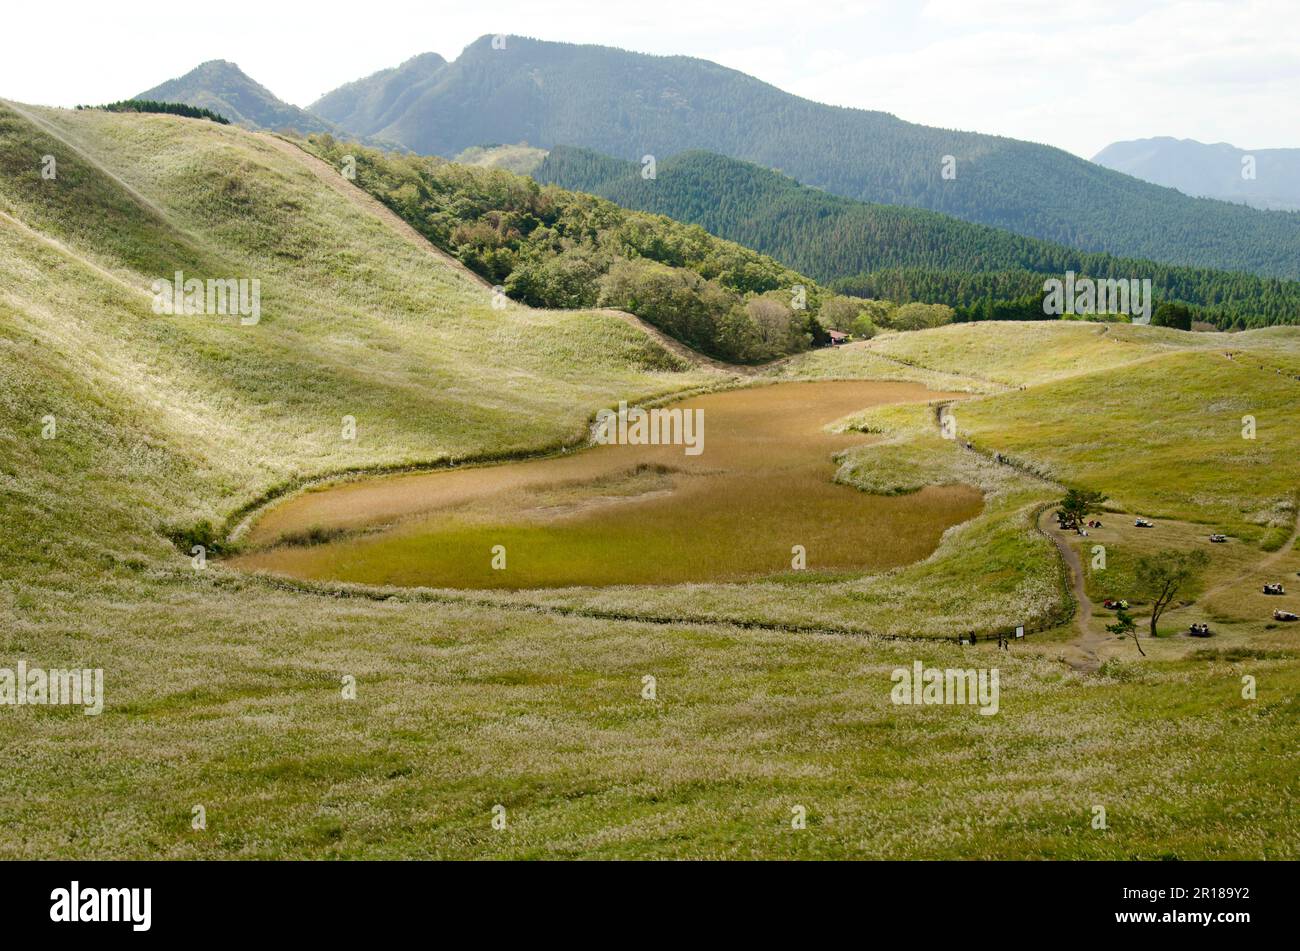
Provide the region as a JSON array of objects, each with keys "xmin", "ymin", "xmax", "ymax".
[{"xmin": 3, "ymin": 0, "xmax": 1296, "ymax": 157}]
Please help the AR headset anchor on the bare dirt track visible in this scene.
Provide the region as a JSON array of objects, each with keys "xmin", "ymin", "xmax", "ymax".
[{"xmin": 1038, "ymin": 507, "xmax": 1106, "ymax": 672}]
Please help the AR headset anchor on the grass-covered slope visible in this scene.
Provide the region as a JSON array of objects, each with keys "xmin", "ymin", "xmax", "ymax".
[
  {"xmin": 957, "ymin": 348, "xmax": 1300, "ymax": 541},
  {"xmin": 0, "ymin": 104, "xmax": 1297, "ymax": 860},
  {"xmin": 0, "ymin": 100, "xmax": 719, "ymax": 579}
]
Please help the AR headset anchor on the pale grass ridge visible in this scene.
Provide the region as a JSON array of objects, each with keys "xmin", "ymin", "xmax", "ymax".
[{"xmin": 0, "ymin": 106, "xmax": 1296, "ymax": 859}]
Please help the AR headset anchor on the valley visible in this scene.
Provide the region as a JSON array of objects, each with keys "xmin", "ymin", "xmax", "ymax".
[
  {"xmin": 0, "ymin": 100, "xmax": 1296, "ymax": 861},
  {"xmin": 232, "ymin": 381, "xmax": 983, "ymax": 589}
]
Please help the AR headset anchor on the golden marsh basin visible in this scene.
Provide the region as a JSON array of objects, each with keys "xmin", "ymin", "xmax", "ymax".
[{"xmin": 233, "ymin": 381, "xmax": 982, "ymax": 589}]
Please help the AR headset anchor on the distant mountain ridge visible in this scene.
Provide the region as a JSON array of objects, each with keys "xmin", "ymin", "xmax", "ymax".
[
  {"xmin": 138, "ymin": 38, "xmax": 1300, "ymax": 280},
  {"xmin": 534, "ymin": 145, "xmax": 1300, "ymax": 329},
  {"xmin": 136, "ymin": 60, "xmax": 336, "ymax": 134},
  {"xmin": 305, "ymin": 35, "xmax": 1300, "ymax": 280},
  {"xmin": 1093, "ymin": 137, "xmax": 1300, "ymax": 211},
  {"xmin": 308, "ymin": 52, "xmax": 447, "ymax": 138}
]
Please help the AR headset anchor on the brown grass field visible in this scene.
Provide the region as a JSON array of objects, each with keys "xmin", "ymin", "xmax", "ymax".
[
  {"xmin": 234, "ymin": 381, "xmax": 982, "ymax": 588},
  {"xmin": 0, "ymin": 104, "xmax": 1296, "ymax": 860}
]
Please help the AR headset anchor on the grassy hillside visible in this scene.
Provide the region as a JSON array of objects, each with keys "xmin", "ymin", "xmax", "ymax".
[
  {"xmin": 957, "ymin": 348, "xmax": 1300, "ymax": 541},
  {"xmin": 536, "ymin": 146, "xmax": 1300, "ymax": 329},
  {"xmin": 0, "ymin": 103, "xmax": 1296, "ymax": 859},
  {"xmin": 310, "ymin": 35, "xmax": 1300, "ymax": 280},
  {"xmin": 801, "ymin": 324, "xmax": 1300, "ymax": 540},
  {"xmin": 304, "ymin": 135, "xmax": 834, "ymax": 362},
  {"xmin": 0, "ymin": 100, "xmax": 718, "ymax": 574}
]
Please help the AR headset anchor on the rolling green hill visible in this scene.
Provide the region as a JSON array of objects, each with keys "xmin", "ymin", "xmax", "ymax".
[
  {"xmin": 1, "ymin": 101, "xmax": 1297, "ymax": 860},
  {"xmin": 305, "ymin": 135, "xmax": 833, "ymax": 362},
  {"xmin": 308, "ymin": 35, "xmax": 1300, "ymax": 280},
  {"xmin": 0, "ymin": 99, "xmax": 716, "ymax": 578},
  {"xmin": 535, "ymin": 146, "xmax": 1300, "ymax": 329}
]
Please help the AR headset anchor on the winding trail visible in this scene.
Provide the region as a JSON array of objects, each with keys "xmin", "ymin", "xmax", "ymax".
[
  {"xmin": 1038, "ymin": 507, "xmax": 1105, "ymax": 671},
  {"xmin": 933, "ymin": 398, "xmax": 1104, "ymax": 670},
  {"xmin": 937, "ymin": 380, "xmax": 1297, "ymax": 671},
  {"xmin": 1199, "ymin": 510, "xmax": 1300, "ymax": 607}
]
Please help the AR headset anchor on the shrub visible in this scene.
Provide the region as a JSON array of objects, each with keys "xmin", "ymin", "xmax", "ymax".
[{"xmin": 166, "ymin": 518, "xmax": 223, "ymax": 554}]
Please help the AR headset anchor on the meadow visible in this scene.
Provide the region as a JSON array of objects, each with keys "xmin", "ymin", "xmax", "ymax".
[
  {"xmin": 234, "ymin": 381, "xmax": 982, "ymax": 588},
  {"xmin": 0, "ymin": 104, "xmax": 1295, "ymax": 859}
]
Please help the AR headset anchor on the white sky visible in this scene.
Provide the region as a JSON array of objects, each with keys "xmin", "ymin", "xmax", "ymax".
[{"xmin": 2, "ymin": 0, "xmax": 1296, "ymax": 158}]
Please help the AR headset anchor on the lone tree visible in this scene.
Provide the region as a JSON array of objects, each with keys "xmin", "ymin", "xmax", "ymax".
[
  {"xmin": 1058, "ymin": 488, "xmax": 1107, "ymax": 530},
  {"xmin": 1106, "ymin": 604, "xmax": 1143, "ymax": 656},
  {"xmin": 1134, "ymin": 548, "xmax": 1211, "ymax": 639}
]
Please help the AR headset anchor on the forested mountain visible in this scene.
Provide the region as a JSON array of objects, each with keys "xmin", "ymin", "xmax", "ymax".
[
  {"xmin": 536, "ymin": 146, "xmax": 1300, "ymax": 330},
  {"xmin": 1094, "ymin": 137, "xmax": 1300, "ymax": 211},
  {"xmin": 308, "ymin": 52, "xmax": 447, "ymax": 141},
  {"xmin": 306, "ymin": 135, "xmax": 833, "ymax": 362},
  {"xmin": 135, "ymin": 60, "xmax": 336, "ymax": 134},
  {"xmin": 309, "ymin": 35, "xmax": 1300, "ymax": 280}
]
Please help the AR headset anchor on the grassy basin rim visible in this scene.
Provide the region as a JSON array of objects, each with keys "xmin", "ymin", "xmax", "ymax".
[
  {"xmin": 218, "ymin": 376, "xmax": 753, "ymax": 547},
  {"xmin": 220, "ymin": 377, "xmax": 974, "ymax": 549}
]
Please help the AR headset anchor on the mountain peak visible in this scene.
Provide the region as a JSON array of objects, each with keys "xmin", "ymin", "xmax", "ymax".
[
  {"xmin": 135, "ymin": 60, "xmax": 335, "ymax": 134},
  {"xmin": 1094, "ymin": 137, "xmax": 1300, "ymax": 211},
  {"xmin": 308, "ymin": 49, "xmax": 449, "ymax": 134},
  {"xmin": 194, "ymin": 59, "xmax": 246, "ymax": 72}
]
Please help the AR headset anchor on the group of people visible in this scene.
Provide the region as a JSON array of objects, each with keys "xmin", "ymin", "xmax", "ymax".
[
  {"xmin": 955, "ymin": 631, "xmax": 1013, "ymax": 650},
  {"xmin": 1187, "ymin": 622, "xmax": 1211, "ymax": 637}
]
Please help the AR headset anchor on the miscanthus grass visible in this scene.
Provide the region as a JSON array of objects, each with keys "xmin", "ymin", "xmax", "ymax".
[{"xmin": 0, "ymin": 105, "xmax": 1295, "ymax": 859}]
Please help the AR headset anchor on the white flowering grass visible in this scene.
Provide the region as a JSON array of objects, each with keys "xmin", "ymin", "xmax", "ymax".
[{"xmin": 0, "ymin": 105, "xmax": 1296, "ymax": 859}]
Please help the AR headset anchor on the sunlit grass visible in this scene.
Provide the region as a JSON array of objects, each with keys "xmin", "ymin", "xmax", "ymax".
[{"xmin": 0, "ymin": 105, "xmax": 1296, "ymax": 859}]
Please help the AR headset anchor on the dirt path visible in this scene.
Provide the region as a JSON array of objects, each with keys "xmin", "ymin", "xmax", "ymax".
[
  {"xmin": 1038, "ymin": 507, "xmax": 1106, "ymax": 671},
  {"xmin": 1199, "ymin": 510, "xmax": 1300, "ymax": 606},
  {"xmin": 932, "ymin": 397, "xmax": 1104, "ymax": 670}
]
